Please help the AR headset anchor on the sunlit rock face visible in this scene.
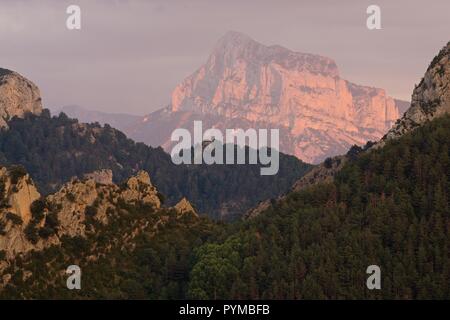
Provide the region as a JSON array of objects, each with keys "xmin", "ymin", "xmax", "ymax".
[
  {"xmin": 0, "ymin": 168, "xmax": 163, "ymax": 261},
  {"xmin": 0, "ymin": 68, "xmax": 42, "ymax": 128},
  {"xmin": 129, "ymin": 31, "xmax": 408, "ymax": 164},
  {"xmin": 381, "ymin": 41, "xmax": 450, "ymax": 144}
]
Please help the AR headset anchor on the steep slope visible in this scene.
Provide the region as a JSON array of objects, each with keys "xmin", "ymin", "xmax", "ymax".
[
  {"xmin": 189, "ymin": 113, "xmax": 450, "ymax": 300},
  {"xmin": 127, "ymin": 31, "xmax": 408, "ymax": 164},
  {"xmin": 381, "ymin": 41, "xmax": 450, "ymax": 143},
  {"xmin": 0, "ymin": 110, "xmax": 311, "ymax": 219},
  {"xmin": 0, "ymin": 68, "xmax": 42, "ymax": 128}
]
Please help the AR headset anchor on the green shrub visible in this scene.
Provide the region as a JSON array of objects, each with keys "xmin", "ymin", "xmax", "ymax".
[
  {"xmin": 324, "ymin": 157, "xmax": 333, "ymax": 169},
  {"xmin": 38, "ymin": 227, "xmax": 54, "ymax": 239},
  {"xmin": 7, "ymin": 165, "xmax": 28, "ymax": 184},
  {"xmin": 0, "ymin": 220, "xmax": 6, "ymax": 235},
  {"xmin": 6, "ymin": 212, "xmax": 23, "ymax": 225},
  {"xmin": 85, "ymin": 205, "xmax": 97, "ymax": 217},
  {"xmin": 24, "ymin": 223, "xmax": 39, "ymax": 244},
  {"xmin": 66, "ymin": 193, "xmax": 76, "ymax": 202},
  {"xmin": 0, "ymin": 199, "xmax": 10, "ymax": 209},
  {"xmin": 0, "ymin": 179, "xmax": 5, "ymax": 196},
  {"xmin": 30, "ymin": 199, "xmax": 46, "ymax": 221},
  {"xmin": 156, "ymin": 192, "xmax": 166, "ymax": 204},
  {"xmin": 44, "ymin": 212, "xmax": 59, "ymax": 230}
]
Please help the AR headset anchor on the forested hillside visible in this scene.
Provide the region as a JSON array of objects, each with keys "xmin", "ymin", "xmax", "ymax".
[
  {"xmin": 188, "ymin": 115, "xmax": 450, "ymax": 299},
  {"xmin": 2, "ymin": 114, "xmax": 448, "ymax": 299},
  {"xmin": 0, "ymin": 110, "xmax": 311, "ymax": 219},
  {"xmin": 0, "ymin": 201, "xmax": 221, "ymax": 299}
]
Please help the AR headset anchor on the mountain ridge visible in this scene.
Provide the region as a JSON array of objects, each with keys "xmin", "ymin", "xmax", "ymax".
[
  {"xmin": 126, "ymin": 31, "xmax": 408, "ymax": 164},
  {"xmin": 0, "ymin": 109, "xmax": 311, "ymax": 220},
  {"xmin": 55, "ymin": 105, "xmax": 141, "ymax": 134}
]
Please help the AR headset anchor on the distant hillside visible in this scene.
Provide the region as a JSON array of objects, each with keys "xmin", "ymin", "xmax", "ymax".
[
  {"xmin": 0, "ymin": 110, "xmax": 311, "ymax": 220},
  {"xmin": 56, "ymin": 105, "xmax": 141, "ymax": 134}
]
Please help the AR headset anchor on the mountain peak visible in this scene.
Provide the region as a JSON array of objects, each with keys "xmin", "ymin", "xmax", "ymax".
[
  {"xmin": 209, "ymin": 31, "xmax": 339, "ymax": 78},
  {"xmin": 165, "ymin": 32, "xmax": 406, "ymax": 163},
  {"xmin": 216, "ymin": 30, "xmax": 256, "ymax": 47},
  {"xmin": 0, "ymin": 68, "xmax": 43, "ymax": 128}
]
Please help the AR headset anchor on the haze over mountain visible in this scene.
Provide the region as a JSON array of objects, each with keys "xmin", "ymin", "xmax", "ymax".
[
  {"xmin": 56, "ymin": 105, "xmax": 141, "ymax": 134},
  {"xmin": 109, "ymin": 31, "xmax": 408, "ymax": 164}
]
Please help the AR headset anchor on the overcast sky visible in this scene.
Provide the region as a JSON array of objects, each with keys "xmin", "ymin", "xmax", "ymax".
[{"xmin": 1, "ymin": 0, "xmax": 449, "ymax": 115}]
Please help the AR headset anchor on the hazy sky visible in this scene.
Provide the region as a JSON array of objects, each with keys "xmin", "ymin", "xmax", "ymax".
[{"xmin": 1, "ymin": 0, "xmax": 449, "ymax": 115}]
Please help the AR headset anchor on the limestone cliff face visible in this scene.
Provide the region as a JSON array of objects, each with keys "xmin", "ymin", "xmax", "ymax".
[
  {"xmin": 45, "ymin": 170, "xmax": 161, "ymax": 238},
  {"xmin": 0, "ymin": 168, "xmax": 40, "ymax": 225},
  {"xmin": 381, "ymin": 41, "xmax": 450, "ymax": 143},
  {"xmin": 129, "ymin": 31, "xmax": 408, "ymax": 164},
  {"xmin": 0, "ymin": 167, "xmax": 42, "ymax": 257},
  {"xmin": 293, "ymin": 40, "xmax": 450, "ymax": 193},
  {"xmin": 0, "ymin": 168, "xmax": 164, "ymax": 260},
  {"xmin": 0, "ymin": 68, "xmax": 42, "ymax": 128}
]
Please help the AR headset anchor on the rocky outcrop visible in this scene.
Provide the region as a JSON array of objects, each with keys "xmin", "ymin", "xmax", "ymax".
[
  {"xmin": 128, "ymin": 31, "xmax": 408, "ymax": 164},
  {"xmin": 0, "ymin": 68, "xmax": 42, "ymax": 128},
  {"xmin": 120, "ymin": 171, "xmax": 161, "ymax": 208},
  {"xmin": 174, "ymin": 197, "xmax": 197, "ymax": 216},
  {"xmin": 84, "ymin": 169, "xmax": 113, "ymax": 185},
  {"xmin": 0, "ymin": 167, "xmax": 40, "ymax": 225},
  {"xmin": 292, "ymin": 155, "xmax": 347, "ymax": 192},
  {"xmin": 245, "ymin": 199, "xmax": 272, "ymax": 220},
  {"xmin": 246, "ymin": 155, "xmax": 347, "ymax": 218},
  {"xmin": 0, "ymin": 167, "xmax": 41, "ymax": 257},
  {"xmin": 379, "ymin": 41, "xmax": 450, "ymax": 144},
  {"xmin": 0, "ymin": 168, "xmax": 164, "ymax": 261}
]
